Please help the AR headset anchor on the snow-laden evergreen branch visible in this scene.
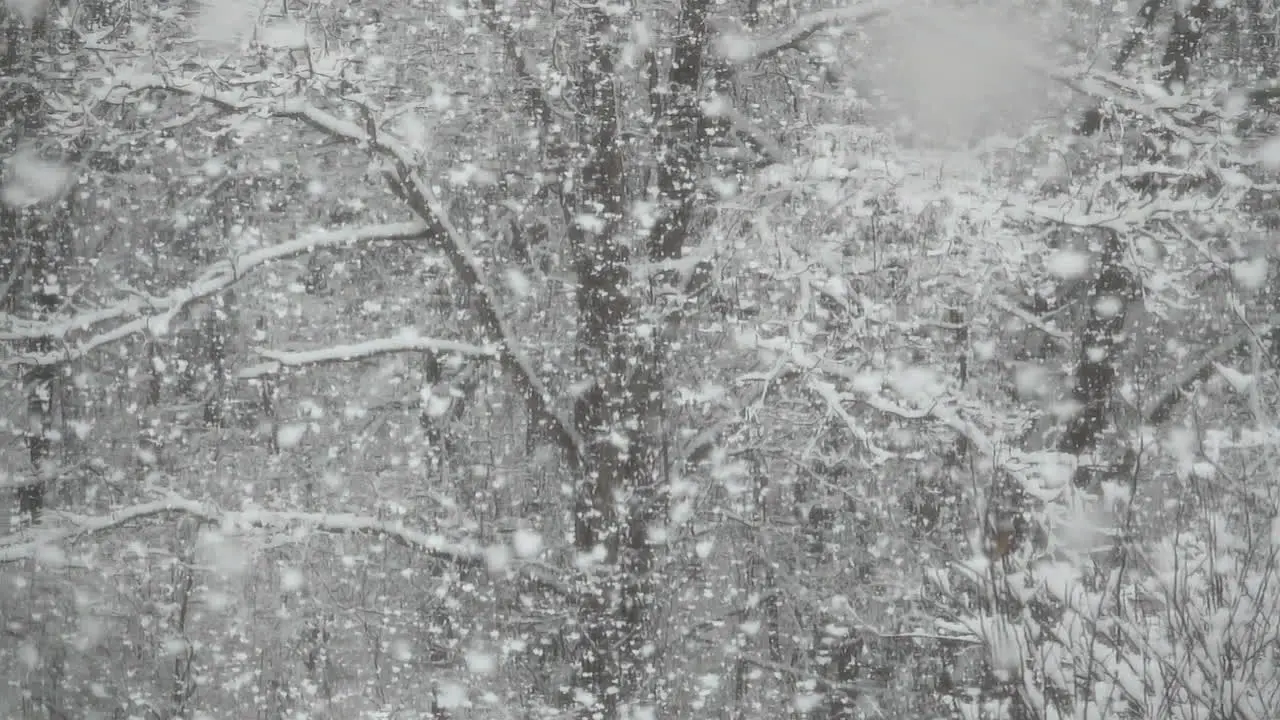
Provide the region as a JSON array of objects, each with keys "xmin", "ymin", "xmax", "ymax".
[
  {"xmin": 237, "ymin": 337, "xmax": 498, "ymax": 379},
  {"xmin": 0, "ymin": 496, "xmax": 569, "ymax": 594},
  {"xmin": 0, "ymin": 222, "xmax": 430, "ymax": 364},
  {"xmin": 114, "ymin": 74, "xmax": 587, "ymax": 470}
]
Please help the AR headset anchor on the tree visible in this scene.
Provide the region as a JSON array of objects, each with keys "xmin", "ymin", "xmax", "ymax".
[
  {"xmin": 0, "ymin": 0, "xmax": 889, "ymax": 716},
  {"xmin": 8, "ymin": 0, "xmax": 1280, "ymax": 718}
]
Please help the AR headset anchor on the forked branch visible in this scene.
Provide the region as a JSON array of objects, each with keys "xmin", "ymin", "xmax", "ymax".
[{"xmin": 115, "ymin": 75, "xmax": 587, "ymax": 469}]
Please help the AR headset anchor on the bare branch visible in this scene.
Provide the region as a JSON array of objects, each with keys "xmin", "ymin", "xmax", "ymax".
[
  {"xmin": 237, "ymin": 337, "xmax": 498, "ymax": 379},
  {"xmin": 115, "ymin": 75, "xmax": 587, "ymax": 470},
  {"xmin": 719, "ymin": 2, "xmax": 892, "ymax": 66},
  {"xmin": 739, "ymin": 654, "xmax": 883, "ymax": 695},
  {"xmin": 0, "ymin": 496, "xmax": 569, "ymax": 595},
  {"xmin": 1, "ymin": 222, "xmax": 430, "ymax": 364}
]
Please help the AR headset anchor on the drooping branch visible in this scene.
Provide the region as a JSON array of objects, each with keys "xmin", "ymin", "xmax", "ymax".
[
  {"xmin": 1017, "ymin": 191, "xmax": 1223, "ymax": 233},
  {"xmin": 0, "ymin": 495, "xmax": 569, "ymax": 595},
  {"xmin": 806, "ymin": 379, "xmax": 894, "ymax": 463},
  {"xmin": 746, "ymin": 333, "xmax": 996, "ymax": 460},
  {"xmin": 114, "ymin": 75, "xmax": 587, "ymax": 470},
  {"xmin": 237, "ymin": 336, "xmax": 498, "ymax": 379},
  {"xmin": 1024, "ymin": 62, "xmax": 1209, "ymax": 145},
  {"xmin": 0, "ymin": 222, "xmax": 430, "ymax": 365},
  {"xmin": 990, "ymin": 294, "xmax": 1072, "ymax": 343},
  {"xmin": 711, "ymin": 103, "xmax": 791, "ymax": 166}
]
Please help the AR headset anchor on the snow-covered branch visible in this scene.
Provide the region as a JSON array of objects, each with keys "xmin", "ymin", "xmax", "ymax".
[
  {"xmin": 115, "ymin": 74, "xmax": 587, "ymax": 470},
  {"xmin": 1017, "ymin": 192, "xmax": 1223, "ymax": 233},
  {"xmin": 1034, "ymin": 63, "xmax": 1216, "ymax": 145},
  {"xmin": 990, "ymin": 294, "xmax": 1071, "ymax": 343},
  {"xmin": 1, "ymin": 222, "xmax": 430, "ymax": 365},
  {"xmin": 237, "ymin": 337, "xmax": 498, "ymax": 379},
  {"xmin": 742, "ymin": 330, "xmax": 996, "ymax": 460},
  {"xmin": 711, "ymin": 101, "xmax": 791, "ymax": 165},
  {"xmin": 807, "ymin": 379, "xmax": 894, "ymax": 463},
  {"xmin": 0, "ymin": 496, "xmax": 569, "ymax": 595},
  {"xmin": 1143, "ymin": 321, "xmax": 1273, "ymax": 424},
  {"xmin": 717, "ymin": 3, "xmax": 892, "ymax": 65}
]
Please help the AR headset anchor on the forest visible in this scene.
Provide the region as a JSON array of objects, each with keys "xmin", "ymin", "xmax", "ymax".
[{"xmin": 3, "ymin": 0, "xmax": 1280, "ymax": 718}]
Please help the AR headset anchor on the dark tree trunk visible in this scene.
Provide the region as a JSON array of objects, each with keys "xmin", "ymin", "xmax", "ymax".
[
  {"xmin": 200, "ymin": 290, "xmax": 235, "ymax": 427},
  {"xmin": 1058, "ymin": 231, "xmax": 1138, "ymax": 482},
  {"xmin": 1248, "ymin": 0, "xmax": 1278, "ymax": 80},
  {"xmin": 1159, "ymin": 0, "xmax": 1214, "ymax": 91},
  {"xmin": 564, "ymin": 5, "xmax": 655, "ymax": 717},
  {"xmin": 6, "ymin": 207, "xmax": 71, "ymax": 523},
  {"xmin": 1114, "ymin": 0, "xmax": 1167, "ymax": 72},
  {"xmin": 2, "ymin": 2, "xmax": 69, "ymax": 522},
  {"xmin": 563, "ymin": 0, "xmax": 712, "ymax": 712}
]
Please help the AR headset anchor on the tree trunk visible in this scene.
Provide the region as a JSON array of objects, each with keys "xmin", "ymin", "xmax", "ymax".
[
  {"xmin": 565, "ymin": 0, "xmax": 711, "ymax": 712},
  {"xmin": 1058, "ymin": 231, "xmax": 1138, "ymax": 481},
  {"xmin": 565, "ymin": 5, "xmax": 656, "ymax": 716},
  {"xmin": 3, "ymin": 0, "xmax": 75, "ymax": 525},
  {"xmin": 1159, "ymin": 0, "xmax": 1214, "ymax": 91}
]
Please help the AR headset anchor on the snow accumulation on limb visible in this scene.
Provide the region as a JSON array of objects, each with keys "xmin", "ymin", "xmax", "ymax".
[
  {"xmin": 1034, "ymin": 64, "xmax": 1218, "ymax": 144},
  {"xmin": 711, "ymin": 103, "xmax": 791, "ymax": 165},
  {"xmin": 0, "ymin": 496, "xmax": 570, "ymax": 594},
  {"xmin": 807, "ymin": 379, "xmax": 894, "ymax": 463},
  {"xmin": 237, "ymin": 337, "xmax": 499, "ymax": 379},
  {"xmin": 1017, "ymin": 192, "xmax": 1225, "ymax": 233},
  {"xmin": 741, "ymin": 330, "xmax": 996, "ymax": 459},
  {"xmin": 990, "ymin": 295, "xmax": 1071, "ymax": 343},
  {"xmin": 109, "ymin": 75, "xmax": 588, "ymax": 468},
  {"xmin": 718, "ymin": 2, "xmax": 892, "ymax": 65},
  {"xmin": 1143, "ymin": 321, "xmax": 1274, "ymax": 425},
  {"xmin": 0, "ymin": 222, "xmax": 430, "ymax": 364}
]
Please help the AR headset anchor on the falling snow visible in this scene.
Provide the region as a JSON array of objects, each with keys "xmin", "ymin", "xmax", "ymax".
[{"xmin": 2, "ymin": 2, "xmax": 1279, "ymax": 719}]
